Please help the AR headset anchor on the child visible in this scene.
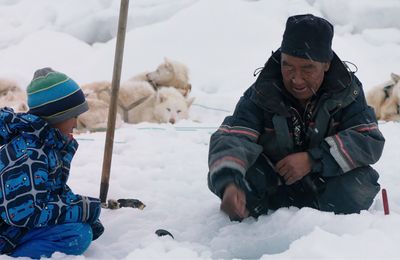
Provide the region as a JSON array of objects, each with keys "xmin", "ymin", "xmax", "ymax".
[{"xmin": 0, "ymin": 68, "xmax": 104, "ymax": 258}]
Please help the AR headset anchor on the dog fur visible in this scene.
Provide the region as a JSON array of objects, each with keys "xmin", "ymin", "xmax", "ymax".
[
  {"xmin": 379, "ymin": 74, "xmax": 400, "ymax": 121},
  {"xmin": 81, "ymin": 81, "xmax": 112, "ymax": 102},
  {"xmin": 79, "ymin": 58, "xmax": 193, "ymax": 129},
  {"xmin": 76, "ymin": 97, "xmax": 123, "ymax": 133},
  {"xmin": 126, "ymin": 86, "xmax": 194, "ymax": 124},
  {"xmin": 78, "ymin": 81, "xmax": 123, "ymax": 132},
  {"xmin": 80, "ymin": 80, "xmax": 154, "ymax": 126},
  {"xmin": 367, "ymin": 73, "xmax": 400, "ymax": 121},
  {"xmin": 0, "ymin": 78, "xmax": 28, "ymax": 112},
  {"xmin": 127, "ymin": 57, "xmax": 192, "ymax": 97}
]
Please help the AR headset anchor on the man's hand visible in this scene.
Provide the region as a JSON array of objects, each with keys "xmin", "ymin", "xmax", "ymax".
[
  {"xmin": 276, "ymin": 152, "xmax": 313, "ymax": 185},
  {"xmin": 220, "ymin": 183, "xmax": 249, "ymax": 221}
]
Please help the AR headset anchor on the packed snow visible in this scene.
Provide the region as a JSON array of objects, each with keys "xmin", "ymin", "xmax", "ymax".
[{"xmin": 0, "ymin": 0, "xmax": 400, "ymax": 259}]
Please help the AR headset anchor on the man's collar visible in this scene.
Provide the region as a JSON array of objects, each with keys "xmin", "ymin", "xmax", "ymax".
[{"xmin": 250, "ymin": 49, "xmax": 354, "ymax": 114}]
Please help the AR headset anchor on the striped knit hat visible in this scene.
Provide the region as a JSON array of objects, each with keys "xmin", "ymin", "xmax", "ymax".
[{"xmin": 27, "ymin": 67, "xmax": 88, "ymax": 124}]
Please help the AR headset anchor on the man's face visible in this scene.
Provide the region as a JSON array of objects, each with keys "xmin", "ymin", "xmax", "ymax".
[
  {"xmin": 281, "ymin": 53, "xmax": 330, "ymax": 105},
  {"xmin": 52, "ymin": 117, "xmax": 77, "ymax": 137}
]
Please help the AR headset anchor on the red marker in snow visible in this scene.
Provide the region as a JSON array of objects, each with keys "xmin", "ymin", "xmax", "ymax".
[{"xmin": 382, "ymin": 188, "xmax": 389, "ymax": 215}]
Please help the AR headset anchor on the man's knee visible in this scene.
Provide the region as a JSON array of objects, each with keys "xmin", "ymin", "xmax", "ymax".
[{"xmin": 318, "ymin": 166, "xmax": 380, "ymax": 214}]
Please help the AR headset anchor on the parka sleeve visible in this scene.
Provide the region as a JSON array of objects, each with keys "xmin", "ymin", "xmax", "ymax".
[
  {"xmin": 0, "ymin": 108, "xmax": 24, "ymax": 145},
  {"xmin": 0, "ymin": 141, "xmax": 101, "ymax": 229},
  {"xmin": 307, "ymin": 88, "xmax": 385, "ymax": 177},
  {"xmin": 208, "ymin": 90, "xmax": 265, "ymax": 197}
]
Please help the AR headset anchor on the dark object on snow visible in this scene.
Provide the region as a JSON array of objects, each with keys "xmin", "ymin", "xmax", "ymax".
[
  {"xmin": 155, "ymin": 229, "xmax": 174, "ymax": 239},
  {"xmin": 382, "ymin": 188, "xmax": 390, "ymax": 215},
  {"xmin": 117, "ymin": 199, "xmax": 146, "ymax": 209},
  {"xmin": 90, "ymin": 220, "xmax": 105, "ymax": 241},
  {"xmin": 103, "ymin": 198, "xmax": 146, "ymax": 210}
]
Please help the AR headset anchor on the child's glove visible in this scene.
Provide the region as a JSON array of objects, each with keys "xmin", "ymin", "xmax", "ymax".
[{"xmin": 90, "ymin": 220, "xmax": 104, "ymax": 241}]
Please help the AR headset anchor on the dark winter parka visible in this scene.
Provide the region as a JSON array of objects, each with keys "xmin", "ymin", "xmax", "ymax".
[
  {"xmin": 0, "ymin": 108, "xmax": 101, "ymax": 254},
  {"xmin": 208, "ymin": 50, "xmax": 385, "ymax": 200}
]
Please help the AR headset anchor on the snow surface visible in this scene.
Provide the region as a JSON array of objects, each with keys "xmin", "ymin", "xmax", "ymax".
[{"xmin": 0, "ymin": 0, "xmax": 400, "ymax": 259}]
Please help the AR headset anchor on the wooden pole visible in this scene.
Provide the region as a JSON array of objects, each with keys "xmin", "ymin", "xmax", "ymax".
[{"xmin": 99, "ymin": 0, "xmax": 130, "ymax": 203}]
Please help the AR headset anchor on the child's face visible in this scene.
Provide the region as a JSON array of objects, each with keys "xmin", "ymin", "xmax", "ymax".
[{"xmin": 52, "ymin": 117, "xmax": 78, "ymax": 136}]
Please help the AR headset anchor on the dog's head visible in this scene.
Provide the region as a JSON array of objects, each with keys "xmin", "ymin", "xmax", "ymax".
[
  {"xmin": 153, "ymin": 87, "xmax": 194, "ymax": 124},
  {"xmin": 391, "ymin": 74, "xmax": 400, "ymax": 101},
  {"xmin": 391, "ymin": 73, "xmax": 400, "ymax": 84},
  {"xmin": 146, "ymin": 59, "xmax": 174, "ymax": 86},
  {"xmin": 146, "ymin": 58, "xmax": 191, "ymax": 97}
]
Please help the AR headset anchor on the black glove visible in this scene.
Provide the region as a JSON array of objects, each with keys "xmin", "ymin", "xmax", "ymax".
[{"xmin": 90, "ymin": 220, "xmax": 104, "ymax": 241}]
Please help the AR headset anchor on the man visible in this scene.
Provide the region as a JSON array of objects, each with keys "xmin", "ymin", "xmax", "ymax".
[
  {"xmin": 207, "ymin": 14, "xmax": 385, "ymax": 221},
  {"xmin": 0, "ymin": 68, "xmax": 103, "ymax": 258}
]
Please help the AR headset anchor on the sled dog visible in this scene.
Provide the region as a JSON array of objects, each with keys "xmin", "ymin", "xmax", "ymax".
[
  {"xmin": 367, "ymin": 73, "xmax": 400, "ymax": 121},
  {"xmin": 127, "ymin": 86, "xmax": 194, "ymax": 124},
  {"xmin": 0, "ymin": 78, "xmax": 28, "ymax": 112},
  {"xmin": 128, "ymin": 57, "xmax": 192, "ymax": 97}
]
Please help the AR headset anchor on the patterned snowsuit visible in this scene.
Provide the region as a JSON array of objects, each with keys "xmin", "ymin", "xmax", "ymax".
[{"xmin": 0, "ymin": 108, "xmax": 101, "ymax": 255}]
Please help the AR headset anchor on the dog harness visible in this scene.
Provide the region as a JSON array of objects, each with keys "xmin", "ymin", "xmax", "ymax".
[{"xmin": 118, "ymin": 96, "xmax": 150, "ymax": 122}]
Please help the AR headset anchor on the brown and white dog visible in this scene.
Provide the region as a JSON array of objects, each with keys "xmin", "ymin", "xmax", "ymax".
[
  {"xmin": 79, "ymin": 58, "xmax": 193, "ymax": 130},
  {"xmin": 128, "ymin": 57, "xmax": 192, "ymax": 97},
  {"xmin": 77, "ymin": 81, "xmax": 123, "ymax": 132},
  {"xmin": 367, "ymin": 73, "xmax": 400, "ymax": 121},
  {"xmin": 0, "ymin": 78, "xmax": 28, "ymax": 112}
]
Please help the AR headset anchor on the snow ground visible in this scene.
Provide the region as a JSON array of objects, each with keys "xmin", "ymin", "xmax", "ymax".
[{"xmin": 0, "ymin": 0, "xmax": 399, "ymax": 259}]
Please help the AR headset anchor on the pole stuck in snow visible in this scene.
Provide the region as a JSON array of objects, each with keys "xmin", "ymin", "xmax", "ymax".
[
  {"xmin": 99, "ymin": 0, "xmax": 130, "ymax": 203},
  {"xmin": 382, "ymin": 188, "xmax": 390, "ymax": 215}
]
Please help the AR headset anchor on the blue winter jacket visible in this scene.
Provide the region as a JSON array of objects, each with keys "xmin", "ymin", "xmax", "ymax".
[{"xmin": 0, "ymin": 108, "xmax": 101, "ymax": 254}]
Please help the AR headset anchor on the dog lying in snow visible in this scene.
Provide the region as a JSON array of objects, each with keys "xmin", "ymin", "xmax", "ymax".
[
  {"xmin": 118, "ymin": 58, "xmax": 193, "ymax": 123},
  {"xmin": 81, "ymin": 82, "xmax": 193, "ymax": 126},
  {"xmin": 0, "ymin": 78, "xmax": 28, "ymax": 112},
  {"xmin": 125, "ymin": 85, "xmax": 194, "ymax": 124},
  {"xmin": 128, "ymin": 57, "xmax": 192, "ymax": 97},
  {"xmin": 76, "ymin": 81, "xmax": 123, "ymax": 132},
  {"xmin": 76, "ymin": 97, "xmax": 123, "ymax": 133},
  {"xmin": 79, "ymin": 58, "xmax": 193, "ymax": 130},
  {"xmin": 379, "ymin": 74, "xmax": 400, "ymax": 121},
  {"xmin": 367, "ymin": 73, "xmax": 400, "ymax": 121}
]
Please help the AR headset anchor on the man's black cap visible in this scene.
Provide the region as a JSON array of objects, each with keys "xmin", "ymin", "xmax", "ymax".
[{"xmin": 281, "ymin": 14, "xmax": 334, "ymax": 62}]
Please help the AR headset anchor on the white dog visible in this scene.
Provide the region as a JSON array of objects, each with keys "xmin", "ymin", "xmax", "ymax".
[
  {"xmin": 379, "ymin": 74, "xmax": 400, "ymax": 121},
  {"xmin": 0, "ymin": 78, "xmax": 28, "ymax": 112},
  {"xmin": 367, "ymin": 73, "xmax": 400, "ymax": 121},
  {"xmin": 76, "ymin": 97, "xmax": 123, "ymax": 133},
  {"xmin": 79, "ymin": 58, "xmax": 193, "ymax": 128},
  {"xmin": 127, "ymin": 86, "xmax": 194, "ymax": 124},
  {"xmin": 127, "ymin": 57, "xmax": 192, "ymax": 97},
  {"xmin": 77, "ymin": 81, "xmax": 123, "ymax": 132},
  {"xmin": 81, "ymin": 81, "xmax": 111, "ymax": 102}
]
